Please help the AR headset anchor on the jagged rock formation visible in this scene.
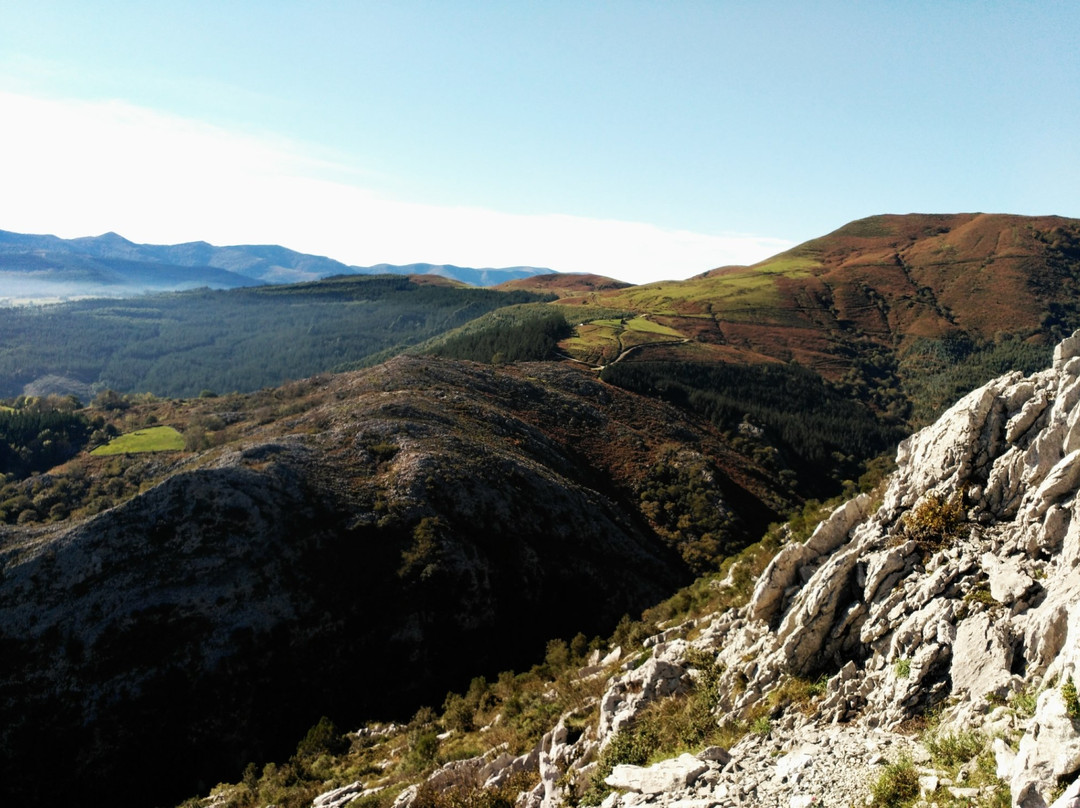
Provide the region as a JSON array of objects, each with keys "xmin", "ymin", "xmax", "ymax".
[{"xmin": 388, "ymin": 330, "xmax": 1080, "ymax": 808}]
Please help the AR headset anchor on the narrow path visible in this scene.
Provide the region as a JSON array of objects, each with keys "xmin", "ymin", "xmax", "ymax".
[{"xmin": 591, "ymin": 338, "xmax": 690, "ymax": 371}]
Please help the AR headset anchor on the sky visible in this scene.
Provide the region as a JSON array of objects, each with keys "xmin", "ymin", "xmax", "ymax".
[{"xmin": 0, "ymin": 1, "xmax": 1077, "ymax": 285}]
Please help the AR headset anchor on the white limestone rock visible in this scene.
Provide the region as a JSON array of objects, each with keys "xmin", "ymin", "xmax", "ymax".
[
  {"xmin": 949, "ymin": 612, "xmax": 1014, "ymax": 702},
  {"xmin": 1054, "ymin": 332, "xmax": 1080, "ymax": 369},
  {"xmin": 502, "ymin": 330, "xmax": 1080, "ymax": 808},
  {"xmin": 981, "ymin": 552, "xmax": 1037, "ymax": 604},
  {"xmin": 1020, "ymin": 449, "xmax": 1080, "ymax": 521},
  {"xmin": 750, "ymin": 541, "xmax": 815, "ymax": 625},
  {"xmin": 1051, "ymin": 777, "xmax": 1080, "ymax": 808},
  {"xmin": 598, "ymin": 641, "xmax": 691, "ymax": 745},
  {"xmin": 1007, "ymin": 391, "xmax": 1050, "ymax": 444},
  {"xmin": 312, "ymin": 781, "xmax": 365, "ymax": 808},
  {"xmin": 1010, "ymin": 688, "xmax": 1080, "ymax": 808},
  {"xmin": 605, "ymin": 753, "xmax": 708, "ymax": 794}
]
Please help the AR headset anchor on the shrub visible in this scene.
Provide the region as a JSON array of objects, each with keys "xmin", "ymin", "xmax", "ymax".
[
  {"xmin": 924, "ymin": 730, "xmax": 984, "ymax": 769},
  {"xmin": 1012, "ymin": 686, "xmax": 1039, "ymax": 718},
  {"xmin": 295, "ymin": 716, "xmax": 348, "ymax": 759},
  {"xmin": 869, "ymin": 756, "xmax": 919, "ymax": 807},
  {"xmin": 1063, "ymin": 676, "xmax": 1080, "ymax": 720},
  {"xmin": 442, "ymin": 692, "xmax": 475, "ymax": 733},
  {"xmin": 894, "ymin": 657, "xmax": 911, "ymax": 679},
  {"xmin": 579, "ymin": 726, "xmax": 657, "ymax": 805},
  {"xmin": 901, "ymin": 491, "xmax": 965, "ymax": 550},
  {"xmin": 405, "ymin": 730, "xmax": 441, "ymax": 773}
]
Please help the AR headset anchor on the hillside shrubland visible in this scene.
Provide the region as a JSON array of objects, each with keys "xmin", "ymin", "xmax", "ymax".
[
  {"xmin": 4, "ymin": 213, "xmax": 1080, "ymax": 808},
  {"xmin": 170, "ymin": 481, "xmax": 880, "ymax": 808},
  {"xmin": 601, "ymin": 360, "xmax": 905, "ymax": 499},
  {"xmin": 0, "ymin": 356, "xmax": 791, "ymax": 808}
]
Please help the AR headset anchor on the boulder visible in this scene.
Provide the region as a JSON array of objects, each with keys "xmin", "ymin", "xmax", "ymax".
[
  {"xmin": 1054, "ymin": 332, "xmax": 1080, "ymax": 370},
  {"xmin": 1010, "ymin": 689, "xmax": 1080, "ymax": 807},
  {"xmin": 605, "ymin": 753, "xmax": 708, "ymax": 794},
  {"xmin": 313, "ymin": 781, "xmax": 365, "ymax": 808},
  {"xmin": 750, "ymin": 542, "xmax": 815, "ymax": 625},
  {"xmin": 949, "ymin": 612, "xmax": 1014, "ymax": 702},
  {"xmin": 1027, "ymin": 450, "xmax": 1080, "ymax": 519},
  {"xmin": 696, "ymin": 746, "xmax": 732, "ymax": 765},
  {"xmin": 598, "ymin": 642, "xmax": 691, "ymax": 744},
  {"xmin": 1052, "ymin": 777, "xmax": 1080, "ymax": 808},
  {"xmin": 981, "ymin": 552, "xmax": 1037, "ymax": 605}
]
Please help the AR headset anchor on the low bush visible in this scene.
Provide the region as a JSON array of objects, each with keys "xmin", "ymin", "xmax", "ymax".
[
  {"xmin": 869, "ymin": 756, "xmax": 919, "ymax": 807},
  {"xmin": 900, "ymin": 491, "xmax": 966, "ymax": 551}
]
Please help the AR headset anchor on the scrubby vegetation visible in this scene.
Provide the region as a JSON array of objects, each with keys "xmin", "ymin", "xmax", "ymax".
[
  {"xmin": 869, "ymin": 756, "xmax": 919, "ymax": 807},
  {"xmin": 169, "ymin": 469, "xmax": 893, "ymax": 808},
  {"xmin": 899, "ymin": 491, "xmax": 967, "ymax": 552},
  {"xmin": 0, "ymin": 395, "xmax": 91, "ymax": 477},
  {"xmin": 601, "ymin": 360, "xmax": 905, "ymax": 498},
  {"xmin": 637, "ymin": 448, "xmax": 742, "ymax": 573}
]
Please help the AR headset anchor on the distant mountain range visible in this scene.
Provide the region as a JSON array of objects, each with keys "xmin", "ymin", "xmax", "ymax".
[{"xmin": 0, "ymin": 228, "xmax": 554, "ymax": 299}]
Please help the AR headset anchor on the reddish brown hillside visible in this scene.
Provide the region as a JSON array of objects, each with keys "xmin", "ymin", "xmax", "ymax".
[
  {"xmin": 787, "ymin": 212, "xmax": 1079, "ymax": 342},
  {"xmin": 495, "ymin": 272, "xmax": 633, "ymax": 297},
  {"xmin": 564, "ymin": 213, "xmax": 1080, "ymax": 382},
  {"xmin": 404, "ymin": 273, "xmax": 467, "ymax": 288}
]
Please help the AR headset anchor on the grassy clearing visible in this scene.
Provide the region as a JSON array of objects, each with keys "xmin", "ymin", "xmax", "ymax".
[
  {"xmin": 559, "ymin": 316, "xmax": 685, "ymax": 364},
  {"xmin": 90, "ymin": 425, "xmax": 185, "ymax": 455},
  {"xmin": 587, "ymin": 261, "xmax": 818, "ymax": 325},
  {"xmin": 623, "ymin": 317, "xmax": 683, "ymax": 337}
]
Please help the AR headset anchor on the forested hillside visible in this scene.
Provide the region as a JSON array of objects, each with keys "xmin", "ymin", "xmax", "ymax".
[{"xmin": 0, "ymin": 276, "xmax": 550, "ymax": 398}]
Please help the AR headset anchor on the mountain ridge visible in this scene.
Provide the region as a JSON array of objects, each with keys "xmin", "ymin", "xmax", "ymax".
[
  {"xmin": 3, "ymin": 212, "xmax": 1080, "ymax": 808},
  {"xmin": 564, "ymin": 212, "xmax": 1080, "ymax": 363},
  {"xmin": 0, "ymin": 228, "xmax": 554, "ymax": 297}
]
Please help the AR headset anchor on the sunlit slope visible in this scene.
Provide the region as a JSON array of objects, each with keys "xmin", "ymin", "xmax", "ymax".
[{"xmin": 554, "ymin": 213, "xmax": 1080, "ymax": 377}]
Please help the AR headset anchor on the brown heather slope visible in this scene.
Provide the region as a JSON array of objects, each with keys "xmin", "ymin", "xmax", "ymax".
[
  {"xmin": 494, "ymin": 272, "xmax": 633, "ymax": 297},
  {"xmin": 771, "ymin": 212, "xmax": 1078, "ymax": 342},
  {"xmin": 0, "ymin": 356, "xmax": 786, "ymax": 808},
  {"xmin": 562, "ymin": 213, "xmax": 1080, "ymax": 380}
]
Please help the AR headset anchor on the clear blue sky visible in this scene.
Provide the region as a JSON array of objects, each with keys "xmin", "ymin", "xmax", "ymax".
[{"xmin": 1, "ymin": 1, "xmax": 1077, "ymax": 283}]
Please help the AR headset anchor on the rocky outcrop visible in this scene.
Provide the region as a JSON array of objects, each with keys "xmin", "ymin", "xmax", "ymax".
[{"xmin": 399, "ymin": 330, "xmax": 1080, "ymax": 808}]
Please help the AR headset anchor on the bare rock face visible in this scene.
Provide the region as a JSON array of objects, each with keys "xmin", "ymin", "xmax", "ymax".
[{"xmin": 598, "ymin": 640, "xmax": 693, "ymax": 743}]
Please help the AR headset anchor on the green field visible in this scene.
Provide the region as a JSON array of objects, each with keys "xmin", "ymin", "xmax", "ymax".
[
  {"xmin": 90, "ymin": 426, "xmax": 185, "ymax": 455},
  {"xmin": 560, "ymin": 315, "xmax": 687, "ymax": 364},
  {"xmin": 579, "ymin": 259, "xmax": 820, "ymax": 323}
]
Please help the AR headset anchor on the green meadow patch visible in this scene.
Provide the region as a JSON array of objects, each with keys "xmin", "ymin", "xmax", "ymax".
[
  {"xmin": 560, "ymin": 316, "xmax": 685, "ymax": 365},
  {"xmin": 91, "ymin": 425, "xmax": 185, "ymax": 455}
]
